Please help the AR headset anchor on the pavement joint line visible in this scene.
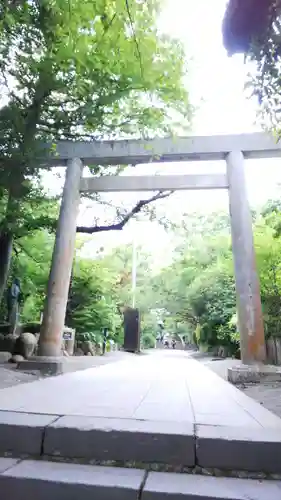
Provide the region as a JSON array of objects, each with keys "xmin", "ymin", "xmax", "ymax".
[
  {"xmin": 0, "ymin": 458, "xmax": 22, "ymax": 473},
  {"xmin": 228, "ymin": 391, "xmax": 265, "ymax": 428},
  {"xmin": 184, "ymin": 377, "xmax": 195, "ymax": 421},
  {"xmin": 41, "ymin": 415, "xmax": 61, "ymax": 457},
  {"xmin": 0, "ymin": 409, "xmax": 195, "ymax": 425},
  {"xmin": 137, "ymin": 470, "xmax": 149, "ymax": 500},
  {"xmin": 132, "ymin": 384, "xmax": 153, "ymax": 417},
  {"xmin": 0, "ymin": 409, "xmax": 65, "ymax": 417}
]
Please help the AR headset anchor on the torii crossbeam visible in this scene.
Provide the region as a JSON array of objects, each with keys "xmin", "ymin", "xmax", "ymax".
[{"xmin": 47, "ymin": 132, "xmax": 281, "ymax": 165}]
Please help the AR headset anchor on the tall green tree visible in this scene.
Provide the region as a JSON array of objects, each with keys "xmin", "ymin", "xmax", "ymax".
[
  {"xmin": 0, "ymin": 0, "xmax": 191, "ymax": 299},
  {"xmin": 10, "ymin": 229, "xmax": 123, "ymax": 339},
  {"xmin": 147, "ymin": 206, "xmax": 281, "ymax": 354}
]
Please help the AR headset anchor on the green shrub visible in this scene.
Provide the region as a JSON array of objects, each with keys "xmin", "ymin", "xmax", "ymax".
[{"xmin": 141, "ymin": 333, "xmax": 156, "ymax": 349}]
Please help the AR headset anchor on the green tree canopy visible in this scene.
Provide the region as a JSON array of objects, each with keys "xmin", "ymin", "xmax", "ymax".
[
  {"xmin": 143, "ymin": 207, "xmax": 281, "ymax": 355},
  {"xmin": 0, "ymin": 0, "xmax": 192, "ymax": 299}
]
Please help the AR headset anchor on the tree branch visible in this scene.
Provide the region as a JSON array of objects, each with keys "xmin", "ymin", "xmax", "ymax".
[
  {"xmin": 125, "ymin": 0, "xmax": 144, "ymax": 79},
  {"xmin": 76, "ymin": 190, "xmax": 173, "ymax": 234}
]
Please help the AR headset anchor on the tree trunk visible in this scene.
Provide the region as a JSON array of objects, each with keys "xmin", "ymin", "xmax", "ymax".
[{"xmin": 0, "ymin": 231, "xmax": 13, "ymax": 303}]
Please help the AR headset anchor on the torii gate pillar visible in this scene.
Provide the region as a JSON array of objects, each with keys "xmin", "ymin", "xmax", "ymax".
[
  {"xmin": 38, "ymin": 157, "xmax": 83, "ymax": 357},
  {"xmin": 226, "ymin": 151, "xmax": 266, "ymax": 364}
]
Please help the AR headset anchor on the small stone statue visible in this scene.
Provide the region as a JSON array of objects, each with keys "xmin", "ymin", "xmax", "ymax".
[{"xmin": 7, "ymin": 278, "xmax": 21, "ymax": 334}]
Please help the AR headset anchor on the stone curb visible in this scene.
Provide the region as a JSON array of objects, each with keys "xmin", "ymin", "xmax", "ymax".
[
  {"xmin": 0, "ymin": 411, "xmax": 58, "ymax": 456},
  {"xmin": 196, "ymin": 425, "xmax": 281, "ymax": 473},
  {"xmin": 142, "ymin": 470, "xmax": 281, "ymax": 499},
  {"xmin": 1, "ymin": 411, "xmax": 281, "ymax": 473},
  {"xmin": 0, "ymin": 459, "xmax": 145, "ymax": 500},
  {"xmin": 0, "ymin": 459, "xmax": 280, "ymax": 500},
  {"xmin": 43, "ymin": 416, "xmax": 281, "ymax": 473},
  {"xmin": 43, "ymin": 416, "xmax": 195, "ymax": 466}
]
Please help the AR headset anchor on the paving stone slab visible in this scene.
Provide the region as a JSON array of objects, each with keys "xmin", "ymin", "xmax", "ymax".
[
  {"xmin": 221, "ymin": 380, "xmax": 281, "ymax": 428},
  {"xmin": 142, "ymin": 471, "xmax": 281, "ymax": 500},
  {"xmin": 188, "ymin": 363, "xmax": 281, "ymax": 429},
  {"xmin": 0, "ymin": 411, "xmax": 58, "ymax": 456},
  {"xmin": 44, "ymin": 415, "xmax": 195, "ymax": 466},
  {"xmin": 0, "ymin": 458, "xmax": 20, "ymax": 473},
  {"xmin": 0, "ymin": 460, "xmax": 145, "ymax": 500},
  {"xmin": 196, "ymin": 425, "xmax": 281, "ymax": 473},
  {"xmin": 194, "ymin": 412, "xmax": 260, "ymax": 428}
]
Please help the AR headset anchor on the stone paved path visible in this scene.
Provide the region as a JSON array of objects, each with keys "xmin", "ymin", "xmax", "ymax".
[
  {"xmin": 0, "ymin": 350, "xmax": 280, "ymax": 429},
  {"xmin": 0, "ymin": 366, "xmax": 37, "ymax": 389},
  {"xmin": 0, "ymin": 351, "xmax": 131, "ymax": 390},
  {"xmin": 195, "ymin": 354, "xmax": 281, "ymax": 418}
]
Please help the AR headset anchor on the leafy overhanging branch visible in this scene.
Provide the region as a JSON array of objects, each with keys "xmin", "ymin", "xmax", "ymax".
[{"xmin": 76, "ymin": 190, "xmax": 173, "ymax": 234}]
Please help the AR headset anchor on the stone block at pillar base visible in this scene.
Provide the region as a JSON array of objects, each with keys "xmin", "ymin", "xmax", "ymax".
[
  {"xmin": 0, "ymin": 351, "xmax": 12, "ymax": 363},
  {"xmin": 17, "ymin": 356, "xmax": 65, "ymax": 375},
  {"xmin": 228, "ymin": 363, "xmax": 281, "ymax": 384}
]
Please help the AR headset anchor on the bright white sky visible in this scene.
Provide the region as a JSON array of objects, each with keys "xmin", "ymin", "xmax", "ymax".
[{"xmin": 75, "ymin": 0, "xmax": 281, "ymax": 262}]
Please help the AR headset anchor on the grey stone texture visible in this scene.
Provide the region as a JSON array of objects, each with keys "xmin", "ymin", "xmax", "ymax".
[
  {"xmin": 196, "ymin": 425, "xmax": 281, "ymax": 473},
  {"xmin": 0, "ymin": 458, "xmax": 281, "ymax": 500},
  {"xmin": 228, "ymin": 364, "xmax": 281, "ymax": 384},
  {"xmin": 196, "ymin": 354, "xmax": 281, "ymax": 419},
  {"xmin": 39, "ymin": 158, "xmax": 83, "ymax": 357},
  {"xmin": 0, "ymin": 457, "xmax": 20, "ymax": 473},
  {"xmin": 0, "ymin": 351, "xmax": 12, "ymax": 363},
  {"xmin": 240, "ymin": 382, "xmax": 281, "ymax": 418},
  {"xmin": 17, "ymin": 356, "xmax": 65, "ymax": 375},
  {"xmin": 13, "ymin": 332, "xmax": 38, "ymax": 359},
  {"xmin": 0, "ymin": 411, "xmax": 58, "ymax": 455},
  {"xmin": 0, "ymin": 459, "xmax": 280, "ymax": 500},
  {"xmin": 51, "ymin": 132, "xmax": 281, "ymax": 167},
  {"xmin": 80, "ymin": 173, "xmax": 228, "ymax": 193},
  {"xmin": 0, "ymin": 366, "xmax": 38, "ymax": 389},
  {"xmin": 44, "ymin": 415, "xmax": 195, "ymax": 465},
  {"xmin": 0, "ymin": 352, "xmax": 280, "ymax": 474},
  {"xmin": 10, "ymin": 355, "xmax": 25, "ymax": 364},
  {"xmin": 0, "ymin": 460, "xmax": 145, "ymax": 500},
  {"xmin": 226, "ymin": 151, "xmax": 265, "ymax": 365},
  {"xmin": 142, "ymin": 471, "xmax": 281, "ymax": 500}
]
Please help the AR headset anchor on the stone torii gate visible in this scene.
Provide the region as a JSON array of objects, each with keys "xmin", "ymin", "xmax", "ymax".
[{"xmin": 37, "ymin": 132, "xmax": 281, "ymax": 366}]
